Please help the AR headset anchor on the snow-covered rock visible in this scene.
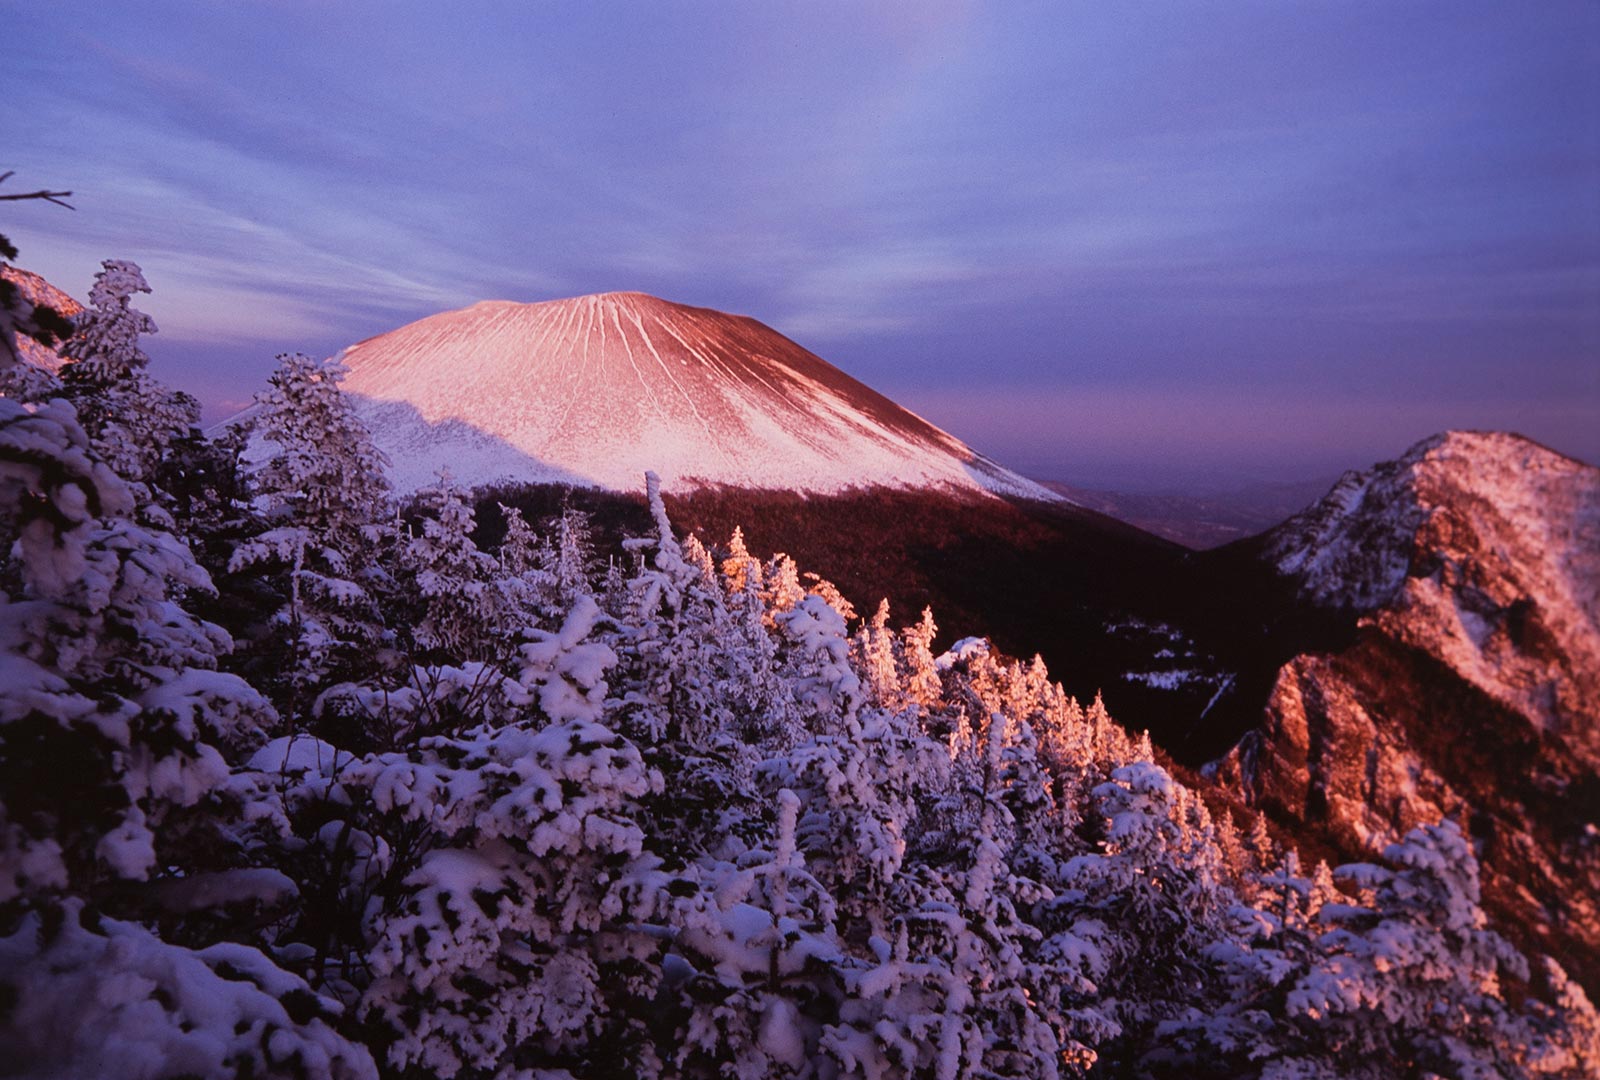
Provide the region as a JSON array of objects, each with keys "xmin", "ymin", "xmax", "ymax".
[
  {"xmin": 262, "ymin": 291, "xmax": 1057, "ymax": 499},
  {"xmin": 1266, "ymin": 430, "xmax": 1599, "ymax": 745},
  {"xmin": 1217, "ymin": 430, "xmax": 1600, "ymax": 982},
  {"xmin": 0, "ymin": 264, "xmax": 81, "ymax": 373}
]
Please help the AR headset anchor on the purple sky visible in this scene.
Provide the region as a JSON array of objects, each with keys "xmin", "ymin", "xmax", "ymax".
[{"xmin": 7, "ymin": 1, "xmax": 1597, "ymax": 490}]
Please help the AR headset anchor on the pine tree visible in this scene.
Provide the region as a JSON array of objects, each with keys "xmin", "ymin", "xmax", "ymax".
[
  {"xmin": 720, "ymin": 524, "xmax": 760, "ymax": 594},
  {"xmin": 399, "ymin": 471, "xmax": 506, "ymax": 658},
  {"xmin": 854, "ymin": 598, "xmax": 902, "ymax": 710},
  {"xmin": 761, "ymin": 552, "xmax": 806, "ymax": 618},
  {"xmin": 495, "ymin": 502, "xmax": 542, "ymax": 576},
  {"xmin": 1055, "ymin": 760, "xmax": 1238, "ymax": 1071},
  {"xmin": 0, "ymin": 397, "xmax": 276, "ymax": 911},
  {"xmin": 1282, "ymin": 821, "xmax": 1540, "ymax": 1078},
  {"xmin": 0, "ymin": 393, "xmax": 376, "ymax": 1077},
  {"xmin": 55, "ymin": 260, "xmax": 199, "ymax": 499},
  {"xmin": 550, "ymin": 500, "xmax": 597, "ymax": 604},
  {"xmin": 244, "ymin": 352, "xmax": 389, "ymax": 552},
  {"xmin": 230, "ymin": 353, "xmax": 393, "ymax": 719},
  {"xmin": 803, "ymin": 570, "xmax": 857, "ymax": 624},
  {"xmin": 901, "ymin": 606, "xmax": 942, "ymax": 709}
]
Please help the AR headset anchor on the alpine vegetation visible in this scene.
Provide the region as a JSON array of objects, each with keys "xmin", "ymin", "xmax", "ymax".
[{"xmin": 2, "ymin": 258, "xmax": 1597, "ymax": 1079}]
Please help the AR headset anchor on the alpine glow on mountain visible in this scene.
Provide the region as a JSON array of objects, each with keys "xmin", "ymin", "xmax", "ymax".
[
  {"xmin": 325, "ymin": 291, "xmax": 1056, "ymax": 498},
  {"xmin": 1218, "ymin": 430, "xmax": 1600, "ymax": 980}
]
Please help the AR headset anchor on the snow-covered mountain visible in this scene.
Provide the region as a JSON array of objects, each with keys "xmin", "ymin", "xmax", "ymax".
[
  {"xmin": 1215, "ymin": 430, "xmax": 1600, "ymax": 979},
  {"xmin": 1264, "ymin": 430, "xmax": 1600, "ymax": 746},
  {"xmin": 325, "ymin": 291, "xmax": 1055, "ymax": 499}
]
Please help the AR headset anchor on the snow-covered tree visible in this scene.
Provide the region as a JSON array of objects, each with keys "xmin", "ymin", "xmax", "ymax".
[
  {"xmin": 7, "ymin": 303, "xmax": 1598, "ymax": 1078},
  {"xmin": 853, "ymin": 598, "xmax": 902, "ymax": 710},
  {"xmin": 0, "ymin": 386, "xmax": 372, "ymax": 1077},
  {"xmin": 399, "ymin": 471, "xmax": 513, "ymax": 658},
  {"xmin": 0, "ymin": 901, "xmax": 375, "ymax": 1080},
  {"xmin": 1279, "ymin": 820, "xmax": 1543, "ymax": 1079},
  {"xmin": 0, "ymin": 396, "xmax": 275, "ymax": 912},
  {"xmin": 900, "ymin": 606, "xmax": 943, "ymax": 710},
  {"xmin": 720, "ymin": 524, "xmax": 761, "ymax": 594},
  {"xmin": 761, "ymin": 552, "xmax": 806, "ymax": 619},
  {"xmin": 1054, "ymin": 760, "xmax": 1239, "ymax": 1072},
  {"xmin": 230, "ymin": 353, "xmax": 393, "ymax": 716},
  {"xmin": 244, "ymin": 352, "xmax": 389, "ymax": 551},
  {"xmin": 55, "ymin": 260, "xmax": 198, "ymax": 495}
]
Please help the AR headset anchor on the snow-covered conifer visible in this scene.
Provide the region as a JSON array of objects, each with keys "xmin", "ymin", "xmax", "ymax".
[
  {"xmin": 775, "ymin": 593, "xmax": 863, "ymax": 732},
  {"xmin": 495, "ymin": 502, "xmax": 542, "ymax": 576},
  {"xmin": 1056, "ymin": 760, "xmax": 1238, "ymax": 1069},
  {"xmin": 400, "ymin": 471, "xmax": 508, "ymax": 657},
  {"xmin": 1282, "ymin": 820, "xmax": 1539, "ymax": 1078},
  {"xmin": 0, "ymin": 901, "xmax": 376, "ymax": 1080},
  {"xmin": 550, "ymin": 500, "xmax": 597, "ymax": 602},
  {"xmin": 681, "ymin": 531, "xmax": 718, "ymax": 585},
  {"xmin": 761, "ymin": 552, "xmax": 806, "ymax": 618},
  {"xmin": 1248, "ymin": 810, "xmax": 1278, "ymax": 872},
  {"xmin": 245, "ymin": 352, "xmax": 389, "ymax": 550},
  {"xmin": 0, "ymin": 393, "xmax": 341, "ymax": 1080},
  {"xmin": 901, "ymin": 606, "xmax": 942, "ymax": 709},
  {"xmin": 51, "ymin": 261, "xmax": 198, "ymax": 496},
  {"xmin": 804, "ymin": 570, "xmax": 857, "ymax": 624},
  {"xmin": 854, "ymin": 598, "xmax": 902, "ymax": 710},
  {"xmin": 0, "ymin": 396, "xmax": 275, "ymax": 909},
  {"xmin": 354, "ymin": 713, "xmax": 664, "ymax": 1077},
  {"xmin": 720, "ymin": 524, "xmax": 761, "ymax": 594},
  {"xmin": 230, "ymin": 353, "xmax": 393, "ymax": 712}
]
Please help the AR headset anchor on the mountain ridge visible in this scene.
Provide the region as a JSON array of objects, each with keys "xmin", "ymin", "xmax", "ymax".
[{"xmin": 1212, "ymin": 429, "xmax": 1600, "ymax": 985}]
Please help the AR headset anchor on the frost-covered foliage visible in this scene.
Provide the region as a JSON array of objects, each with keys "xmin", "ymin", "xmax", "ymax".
[
  {"xmin": 0, "ymin": 395, "xmax": 273, "ymax": 909},
  {"xmin": 1271, "ymin": 821, "xmax": 1546, "ymax": 1079},
  {"xmin": 0, "ymin": 902, "xmax": 374, "ymax": 1080},
  {"xmin": 2, "ymin": 302, "xmax": 1595, "ymax": 1077},
  {"xmin": 54, "ymin": 261, "xmax": 200, "ymax": 494},
  {"xmin": 230, "ymin": 352, "xmax": 397, "ymax": 716},
  {"xmin": 399, "ymin": 471, "xmax": 527, "ymax": 658},
  {"xmin": 246, "ymin": 352, "xmax": 389, "ymax": 548}
]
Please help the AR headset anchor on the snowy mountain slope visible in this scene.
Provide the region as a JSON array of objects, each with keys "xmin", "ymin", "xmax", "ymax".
[
  {"xmin": 322, "ymin": 291, "xmax": 1057, "ymax": 498},
  {"xmin": 1214, "ymin": 430, "xmax": 1600, "ymax": 982},
  {"xmin": 1, "ymin": 265, "xmax": 82, "ymax": 372}
]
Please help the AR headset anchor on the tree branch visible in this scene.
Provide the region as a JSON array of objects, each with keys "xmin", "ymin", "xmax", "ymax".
[{"xmin": 0, "ymin": 171, "xmax": 74, "ymax": 209}]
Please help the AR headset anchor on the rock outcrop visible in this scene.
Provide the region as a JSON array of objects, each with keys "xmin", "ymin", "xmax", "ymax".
[{"xmin": 1215, "ymin": 431, "xmax": 1600, "ymax": 983}]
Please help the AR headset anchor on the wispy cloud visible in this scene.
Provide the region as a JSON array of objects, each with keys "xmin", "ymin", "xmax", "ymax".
[{"xmin": 6, "ymin": 1, "xmax": 1595, "ymax": 483}]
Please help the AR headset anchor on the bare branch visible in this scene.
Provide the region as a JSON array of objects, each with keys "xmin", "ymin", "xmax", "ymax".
[
  {"xmin": 0, "ymin": 171, "xmax": 74, "ymax": 209},
  {"xmin": 0, "ymin": 190, "xmax": 75, "ymax": 209}
]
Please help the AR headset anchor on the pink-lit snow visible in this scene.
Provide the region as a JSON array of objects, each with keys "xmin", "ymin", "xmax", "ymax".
[{"xmin": 321, "ymin": 292, "xmax": 1058, "ymax": 498}]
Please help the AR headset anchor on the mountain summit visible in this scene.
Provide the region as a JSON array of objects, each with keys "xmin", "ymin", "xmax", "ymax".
[
  {"xmin": 331, "ymin": 291, "xmax": 1053, "ymax": 498},
  {"xmin": 1216, "ymin": 430, "xmax": 1600, "ymax": 978}
]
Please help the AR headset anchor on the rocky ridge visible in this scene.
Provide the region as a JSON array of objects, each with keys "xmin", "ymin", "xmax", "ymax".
[
  {"xmin": 1216, "ymin": 431, "xmax": 1600, "ymax": 979},
  {"xmin": 0, "ymin": 264, "xmax": 81, "ymax": 372}
]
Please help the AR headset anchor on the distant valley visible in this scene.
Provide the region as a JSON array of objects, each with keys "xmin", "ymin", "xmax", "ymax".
[{"xmin": 1041, "ymin": 476, "xmax": 1341, "ymax": 549}]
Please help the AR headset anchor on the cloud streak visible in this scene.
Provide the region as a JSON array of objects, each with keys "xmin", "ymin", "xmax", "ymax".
[{"xmin": 5, "ymin": 1, "xmax": 1596, "ymax": 482}]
